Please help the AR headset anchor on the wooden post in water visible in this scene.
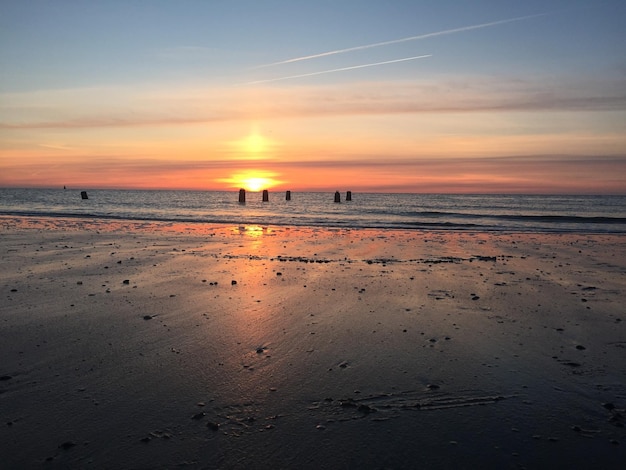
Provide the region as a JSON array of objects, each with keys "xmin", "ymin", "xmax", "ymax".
[
  {"xmin": 286, "ymin": 190, "xmax": 291, "ymax": 201},
  {"xmin": 239, "ymin": 189, "xmax": 246, "ymax": 203},
  {"xmin": 346, "ymin": 191, "xmax": 352, "ymax": 201},
  {"xmin": 334, "ymin": 191, "xmax": 341, "ymax": 203},
  {"xmin": 262, "ymin": 189, "xmax": 269, "ymax": 202},
  {"xmin": 80, "ymin": 191, "xmax": 88, "ymax": 200}
]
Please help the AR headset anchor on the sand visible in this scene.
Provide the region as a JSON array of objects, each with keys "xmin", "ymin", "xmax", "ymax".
[{"xmin": 1, "ymin": 216, "xmax": 625, "ymax": 469}]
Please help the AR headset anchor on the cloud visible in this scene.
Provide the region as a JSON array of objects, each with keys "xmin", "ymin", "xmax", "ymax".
[
  {"xmin": 3, "ymin": 154, "xmax": 624, "ymax": 193},
  {"xmin": 6, "ymin": 153, "xmax": 623, "ymax": 173},
  {"xmin": 0, "ymin": 116, "xmax": 226, "ymax": 130},
  {"xmin": 1, "ymin": 75, "xmax": 624, "ymax": 130},
  {"xmin": 38, "ymin": 143, "xmax": 76, "ymax": 151}
]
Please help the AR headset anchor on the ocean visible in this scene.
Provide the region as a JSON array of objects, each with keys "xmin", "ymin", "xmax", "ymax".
[{"xmin": 1, "ymin": 188, "xmax": 625, "ymax": 233}]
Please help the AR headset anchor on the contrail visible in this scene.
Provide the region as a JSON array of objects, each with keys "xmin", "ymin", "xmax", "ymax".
[
  {"xmin": 245, "ymin": 54, "xmax": 432, "ymax": 85},
  {"xmin": 257, "ymin": 13, "xmax": 546, "ymax": 68}
]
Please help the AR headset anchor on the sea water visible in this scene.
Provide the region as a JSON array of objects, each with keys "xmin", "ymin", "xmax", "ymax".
[{"xmin": 1, "ymin": 188, "xmax": 625, "ymax": 233}]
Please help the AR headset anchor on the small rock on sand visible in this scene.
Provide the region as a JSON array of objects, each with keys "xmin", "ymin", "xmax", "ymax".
[{"xmin": 58, "ymin": 441, "xmax": 76, "ymax": 450}]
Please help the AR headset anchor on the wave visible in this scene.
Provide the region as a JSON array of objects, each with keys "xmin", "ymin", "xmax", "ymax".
[
  {"xmin": 401, "ymin": 211, "xmax": 626, "ymax": 225},
  {"xmin": 2, "ymin": 190, "xmax": 625, "ymax": 233},
  {"xmin": 2, "ymin": 208, "xmax": 626, "ymax": 233}
]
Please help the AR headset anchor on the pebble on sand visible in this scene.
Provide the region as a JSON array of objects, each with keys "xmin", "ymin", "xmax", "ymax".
[{"xmin": 58, "ymin": 441, "xmax": 76, "ymax": 450}]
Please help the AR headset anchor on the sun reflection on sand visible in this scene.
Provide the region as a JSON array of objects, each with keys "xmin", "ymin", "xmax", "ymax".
[
  {"xmin": 217, "ymin": 230, "xmax": 288, "ymax": 380},
  {"xmin": 232, "ymin": 225, "xmax": 273, "ymax": 253}
]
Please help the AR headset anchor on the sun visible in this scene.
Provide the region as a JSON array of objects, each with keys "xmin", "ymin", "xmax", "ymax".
[
  {"xmin": 218, "ymin": 170, "xmax": 283, "ymax": 192},
  {"xmin": 242, "ymin": 176, "xmax": 271, "ymax": 192}
]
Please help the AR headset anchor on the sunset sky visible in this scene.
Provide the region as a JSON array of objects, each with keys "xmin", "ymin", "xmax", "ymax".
[{"xmin": 1, "ymin": 0, "xmax": 625, "ymax": 193}]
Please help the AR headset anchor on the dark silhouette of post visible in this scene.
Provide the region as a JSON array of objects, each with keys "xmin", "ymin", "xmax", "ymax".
[
  {"xmin": 334, "ymin": 191, "xmax": 341, "ymax": 203},
  {"xmin": 262, "ymin": 189, "xmax": 269, "ymax": 202},
  {"xmin": 286, "ymin": 190, "xmax": 291, "ymax": 201},
  {"xmin": 239, "ymin": 189, "xmax": 246, "ymax": 203},
  {"xmin": 346, "ymin": 191, "xmax": 352, "ymax": 201},
  {"xmin": 80, "ymin": 191, "xmax": 88, "ymax": 200}
]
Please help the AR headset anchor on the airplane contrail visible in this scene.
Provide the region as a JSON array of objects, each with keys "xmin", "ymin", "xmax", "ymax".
[
  {"xmin": 257, "ymin": 13, "xmax": 546, "ymax": 68},
  {"xmin": 245, "ymin": 54, "xmax": 432, "ymax": 85}
]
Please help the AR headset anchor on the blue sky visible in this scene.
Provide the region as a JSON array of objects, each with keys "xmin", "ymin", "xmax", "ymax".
[
  {"xmin": 1, "ymin": 0, "xmax": 625, "ymax": 192},
  {"xmin": 3, "ymin": 0, "xmax": 624, "ymax": 89}
]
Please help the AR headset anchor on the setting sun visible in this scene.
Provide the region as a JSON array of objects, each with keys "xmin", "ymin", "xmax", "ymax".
[
  {"xmin": 241, "ymin": 176, "xmax": 271, "ymax": 192},
  {"xmin": 218, "ymin": 170, "xmax": 283, "ymax": 192}
]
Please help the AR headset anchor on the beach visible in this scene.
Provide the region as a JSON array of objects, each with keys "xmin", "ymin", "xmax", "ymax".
[{"xmin": 1, "ymin": 216, "xmax": 625, "ymax": 469}]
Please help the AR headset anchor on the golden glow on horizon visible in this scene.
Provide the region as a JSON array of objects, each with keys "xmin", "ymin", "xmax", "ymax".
[
  {"xmin": 1, "ymin": 95, "xmax": 625, "ymax": 193},
  {"xmin": 217, "ymin": 169, "xmax": 283, "ymax": 192}
]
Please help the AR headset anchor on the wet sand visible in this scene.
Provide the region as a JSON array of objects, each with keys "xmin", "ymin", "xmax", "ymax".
[{"xmin": 1, "ymin": 216, "xmax": 625, "ymax": 469}]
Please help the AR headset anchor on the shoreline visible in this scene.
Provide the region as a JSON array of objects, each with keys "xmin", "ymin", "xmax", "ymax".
[
  {"xmin": 1, "ymin": 216, "xmax": 625, "ymax": 468},
  {"xmin": 2, "ymin": 213, "xmax": 626, "ymax": 236}
]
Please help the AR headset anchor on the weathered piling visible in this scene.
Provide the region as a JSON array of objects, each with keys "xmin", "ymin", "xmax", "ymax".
[
  {"xmin": 334, "ymin": 191, "xmax": 341, "ymax": 203},
  {"xmin": 286, "ymin": 190, "xmax": 291, "ymax": 201},
  {"xmin": 239, "ymin": 189, "xmax": 246, "ymax": 203},
  {"xmin": 346, "ymin": 191, "xmax": 352, "ymax": 201},
  {"xmin": 80, "ymin": 191, "xmax": 88, "ymax": 200},
  {"xmin": 262, "ymin": 189, "xmax": 269, "ymax": 202}
]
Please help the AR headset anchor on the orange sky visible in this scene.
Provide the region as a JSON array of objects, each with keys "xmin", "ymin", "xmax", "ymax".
[
  {"xmin": 2, "ymin": 3, "xmax": 625, "ymax": 194},
  {"xmin": 2, "ymin": 99, "xmax": 625, "ymax": 193}
]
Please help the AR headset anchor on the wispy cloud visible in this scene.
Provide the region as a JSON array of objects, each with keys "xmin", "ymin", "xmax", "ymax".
[
  {"xmin": 38, "ymin": 143, "xmax": 75, "ymax": 151},
  {"xmin": 256, "ymin": 13, "xmax": 546, "ymax": 68},
  {"xmin": 245, "ymin": 55, "xmax": 432, "ymax": 85},
  {"xmin": 4, "ymin": 154, "xmax": 623, "ymax": 194},
  {"xmin": 0, "ymin": 116, "xmax": 227, "ymax": 130},
  {"xmin": 2, "ymin": 75, "xmax": 624, "ymax": 130}
]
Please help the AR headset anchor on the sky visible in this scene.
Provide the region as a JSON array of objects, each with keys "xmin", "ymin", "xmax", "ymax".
[{"xmin": 1, "ymin": 0, "xmax": 625, "ymax": 194}]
